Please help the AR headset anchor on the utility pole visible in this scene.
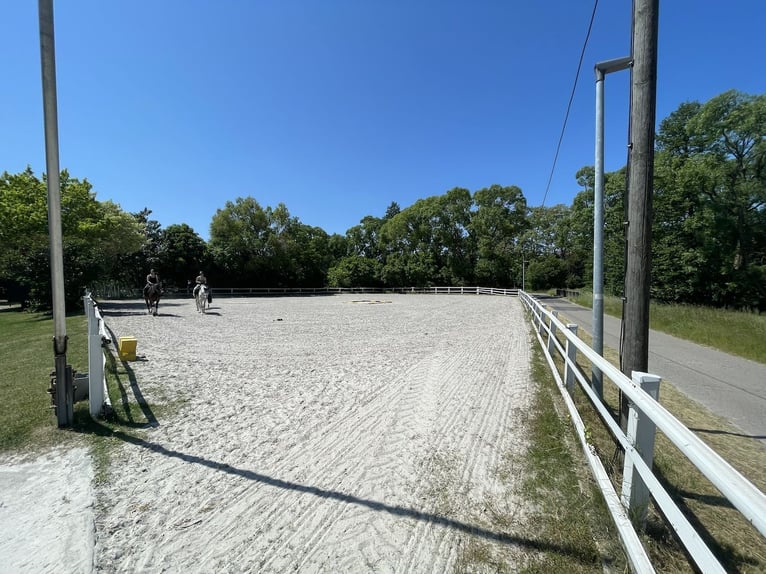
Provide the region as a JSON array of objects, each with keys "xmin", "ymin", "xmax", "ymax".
[
  {"xmin": 621, "ymin": 0, "xmax": 659, "ymax": 429},
  {"xmin": 39, "ymin": 0, "xmax": 73, "ymax": 426}
]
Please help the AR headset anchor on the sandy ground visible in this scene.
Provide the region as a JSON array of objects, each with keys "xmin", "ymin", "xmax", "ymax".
[
  {"xmin": 1, "ymin": 294, "xmax": 534, "ymax": 573},
  {"xmin": 0, "ymin": 448, "xmax": 95, "ymax": 573}
]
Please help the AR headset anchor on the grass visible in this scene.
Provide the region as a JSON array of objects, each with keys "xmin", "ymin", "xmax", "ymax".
[
  {"xmin": 0, "ymin": 304, "xmax": 167, "ymax": 483},
  {"xmin": 570, "ymin": 291, "xmax": 766, "ymax": 364},
  {"xmin": 512, "ymin": 343, "xmax": 627, "ymax": 573},
  {"xmin": 0, "ymin": 306, "xmax": 89, "ymax": 453}
]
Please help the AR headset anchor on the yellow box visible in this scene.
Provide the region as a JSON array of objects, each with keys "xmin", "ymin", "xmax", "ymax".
[{"xmin": 118, "ymin": 337, "xmax": 137, "ymax": 361}]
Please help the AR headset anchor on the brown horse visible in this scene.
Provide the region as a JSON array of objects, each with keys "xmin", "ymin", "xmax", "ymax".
[{"xmin": 144, "ymin": 283, "xmax": 162, "ymax": 316}]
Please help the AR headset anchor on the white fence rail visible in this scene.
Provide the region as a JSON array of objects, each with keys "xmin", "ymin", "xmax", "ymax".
[
  {"xmin": 519, "ymin": 290, "xmax": 766, "ymax": 573},
  {"xmin": 206, "ymin": 286, "xmax": 519, "ymax": 297},
  {"xmin": 87, "ymin": 285, "xmax": 520, "ymax": 299}
]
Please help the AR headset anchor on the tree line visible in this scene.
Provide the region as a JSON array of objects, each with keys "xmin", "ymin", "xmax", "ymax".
[{"xmin": 1, "ymin": 90, "xmax": 763, "ymax": 311}]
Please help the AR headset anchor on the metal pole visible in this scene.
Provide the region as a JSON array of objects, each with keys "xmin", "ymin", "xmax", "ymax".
[
  {"xmin": 593, "ymin": 68, "xmax": 606, "ymax": 398},
  {"xmin": 592, "ymin": 56, "xmax": 631, "ymax": 400},
  {"xmin": 39, "ymin": 0, "xmax": 72, "ymax": 426}
]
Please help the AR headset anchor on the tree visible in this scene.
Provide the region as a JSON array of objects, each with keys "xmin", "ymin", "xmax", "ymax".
[
  {"xmin": 208, "ymin": 197, "xmax": 271, "ymax": 286},
  {"xmin": 470, "ymin": 184, "xmax": 528, "ymax": 286},
  {"xmin": 563, "ymin": 166, "xmax": 627, "ymax": 293},
  {"xmin": 346, "ymin": 215, "xmax": 385, "ymax": 260},
  {"xmin": 378, "ymin": 188, "xmax": 473, "ymax": 287},
  {"xmin": 280, "ymin": 223, "xmax": 334, "ymax": 287},
  {"xmin": 157, "ymin": 224, "xmax": 208, "ymax": 289},
  {"xmin": 653, "ymin": 91, "xmax": 766, "ymax": 309},
  {"xmin": 0, "ymin": 168, "xmax": 143, "ymax": 307},
  {"xmin": 327, "ymin": 256, "xmax": 383, "ymax": 287},
  {"xmin": 208, "ymin": 197, "xmax": 340, "ymax": 287},
  {"xmin": 384, "ymin": 201, "xmax": 401, "ymax": 221},
  {"xmin": 104, "ymin": 208, "xmax": 164, "ymax": 293},
  {"xmin": 526, "ymin": 255, "xmax": 567, "ymax": 290},
  {"xmin": 521, "ymin": 204, "xmax": 582, "ymax": 289}
]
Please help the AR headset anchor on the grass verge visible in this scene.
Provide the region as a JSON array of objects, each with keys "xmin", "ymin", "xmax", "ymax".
[
  {"xmin": 513, "ymin": 342, "xmax": 627, "ymax": 573},
  {"xmin": 570, "ymin": 291, "xmax": 766, "ymax": 364}
]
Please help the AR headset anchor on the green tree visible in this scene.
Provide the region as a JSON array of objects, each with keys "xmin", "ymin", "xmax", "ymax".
[
  {"xmin": 157, "ymin": 224, "xmax": 208, "ymax": 289},
  {"xmin": 379, "ymin": 188, "xmax": 473, "ymax": 287},
  {"xmin": 280, "ymin": 222, "xmax": 334, "ymax": 287},
  {"xmin": 208, "ymin": 197, "xmax": 339, "ymax": 287},
  {"xmin": 327, "ymin": 256, "xmax": 383, "ymax": 287},
  {"xmin": 208, "ymin": 197, "xmax": 271, "ymax": 286},
  {"xmin": 520, "ymin": 204, "xmax": 577, "ymax": 289},
  {"xmin": 526, "ymin": 255, "xmax": 567, "ymax": 291},
  {"xmin": 105, "ymin": 208, "xmax": 164, "ymax": 293},
  {"xmin": 470, "ymin": 184, "xmax": 528, "ymax": 287},
  {"xmin": 0, "ymin": 168, "xmax": 143, "ymax": 308},
  {"xmin": 653, "ymin": 91, "xmax": 766, "ymax": 309},
  {"xmin": 563, "ymin": 166, "xmax": 626, "ymax": 293},
  {"xmin": 346, "ymin": 215, "xmax": 385, "ymax": 260}
]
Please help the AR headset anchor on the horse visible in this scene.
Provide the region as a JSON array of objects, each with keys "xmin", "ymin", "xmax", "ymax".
[
  {"xmin": 195, "ymin": 284, "xmax": 209, "ymax": 313},
  {"xmin": 144, "ymin": 283, "xmax": 162, "ymax": 316}
]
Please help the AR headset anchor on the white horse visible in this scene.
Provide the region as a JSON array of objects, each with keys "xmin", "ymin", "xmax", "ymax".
[{"xmin": 195, "ymin": 284, "xmax": 209, "ymax": 313}]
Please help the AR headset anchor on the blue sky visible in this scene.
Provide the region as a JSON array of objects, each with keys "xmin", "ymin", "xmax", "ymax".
[{"xmin": 2, "ymin": 1, "xmax": 765, "ymax": 241}]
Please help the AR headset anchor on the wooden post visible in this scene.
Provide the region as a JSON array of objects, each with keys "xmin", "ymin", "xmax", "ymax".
[{"xmin": 621, "ymin": 0, "xmax": 659, "ymax": 429}]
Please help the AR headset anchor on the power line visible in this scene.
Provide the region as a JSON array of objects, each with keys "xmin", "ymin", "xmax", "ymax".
[{"xmin": 540, "ymin": 0, "xmax": 599, "ymax": 207}]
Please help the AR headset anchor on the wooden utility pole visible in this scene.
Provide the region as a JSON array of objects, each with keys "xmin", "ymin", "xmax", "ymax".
[{"xmin": 621, "ymin": 0, "xmax": 659, "ymax": 429}]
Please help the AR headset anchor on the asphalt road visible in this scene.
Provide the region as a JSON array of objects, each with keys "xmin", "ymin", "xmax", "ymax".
[{"xmin": 532, "ymin": 294, "xmax": 766, "ymax": 447}]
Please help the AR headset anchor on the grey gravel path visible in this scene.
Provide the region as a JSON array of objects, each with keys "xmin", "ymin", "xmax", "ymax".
[{"xmin": 533, "ymin": 295, "xmax": 766, "ymax": 446}]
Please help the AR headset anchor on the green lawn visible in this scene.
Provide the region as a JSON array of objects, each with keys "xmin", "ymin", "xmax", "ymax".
[{"xmin": 0, "ymin": 306, "xmax": 89, "ymax": 452}]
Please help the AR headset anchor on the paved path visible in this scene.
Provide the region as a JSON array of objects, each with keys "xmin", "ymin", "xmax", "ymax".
[{"xmin": 532, "ymin": 295, "xmax": 766, "ymax": 446}]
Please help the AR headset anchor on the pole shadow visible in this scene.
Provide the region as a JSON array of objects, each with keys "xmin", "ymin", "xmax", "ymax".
[{"xmin": 82, "ymin": 424, "xmax": 600, "ymax": 566}]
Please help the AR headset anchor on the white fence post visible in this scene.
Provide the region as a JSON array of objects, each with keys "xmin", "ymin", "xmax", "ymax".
[
  {"xmin": 622, "ymin": 371, "xmax": 662, "ymax": 526},
  {"xmin": 547, "ymin": 310, "xmax": 558, "ymax": 354},
  {"xmin": 564, "ymin": 324, "xmax": 578, "ymax": 394},
  {"xmin": 538, "ymin": 304, "xmax": 547, "ymax": 336},
  {"xmin": 84, "ymin": 295, "xmax": 106, "ymax": 417}
]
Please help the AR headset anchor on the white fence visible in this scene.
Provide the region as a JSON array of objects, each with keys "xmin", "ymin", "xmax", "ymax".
[
  {"xmin": 206, "ymin": 286, "xmax": 519, "ymax": 297},
  {"xmin": 83, "ymin": 294, "xmax": 111, "ymax": 417},
  {"xmin": 519, "ymin": 290, "xmax": 766, "ymax": 573}
]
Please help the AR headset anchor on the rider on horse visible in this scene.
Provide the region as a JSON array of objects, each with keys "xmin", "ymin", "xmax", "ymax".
[
  {"xmin": 193, "ymin": 271, "xmax": 208, "ymax": 299},
  {"xmin": 144, "ymin": 268, "xmax": 163, "ymax": 297}
]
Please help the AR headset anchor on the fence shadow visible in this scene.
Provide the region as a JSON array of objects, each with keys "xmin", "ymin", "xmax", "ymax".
[{"xmin": 101, "ymin": 323, "xmax": 158, "ymax": 428}]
